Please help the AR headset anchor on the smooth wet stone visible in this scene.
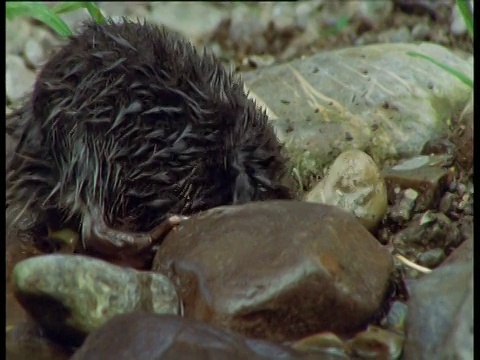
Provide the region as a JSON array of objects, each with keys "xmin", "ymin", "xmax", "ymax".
[
  {"xmin": 382, "ymin": 155, "xmax": 453, "ymax": 211},
  {"xmin": 72, "ymin": 312, "xmax": 318, "ymax": 360},
  {"xmin": 153, "ymin": 200, "xmax": 393, "ymax": 342},
  {"xmin": 443, "ymin": 241, "xmax": 473, "ymax": 268},
  {"xmin": 306, "ymin": 149, "xmax": 388, "ymax": 231},
  {"xmin": 404, "ymin": 262, "xmax": 473, "ymax": 360},
  {"xmin": 380, "ymin": 301, "xmax": 408, "ymax": 334},
  {"xmin": 12, "ymin": 255, "xmax": 180, "ymax": 346}
]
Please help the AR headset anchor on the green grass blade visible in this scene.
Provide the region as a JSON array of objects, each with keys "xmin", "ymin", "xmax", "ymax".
[
  {"xmin": 6, "ymin": 2, "xmax": 72, "ymax": 37},
  {"xmin": 456, "ymin": 0, "xmax": 474, "ymax": 38},
  {"xmin": 6, "ymin": 2, "xmax": 51, "ymax": 20},
  {"xmin": 407, "ymin": 51, "xmax": 473, "ymax": 89},
  {"xmin": 54, "ymin": 2, "xmax": 107, "ymax": 24},
  {"xmin": 84, "ymin": 2, "xmax": 107, "ymax": 24},
  {"xmin": 51, "ymin": 2, "xmax": 86, "ymax": 15}
]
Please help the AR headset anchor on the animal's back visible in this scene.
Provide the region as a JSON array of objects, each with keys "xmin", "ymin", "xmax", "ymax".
[{"xmin": 7, "ymin": 19, "xmax": 292, "ymax": 238}]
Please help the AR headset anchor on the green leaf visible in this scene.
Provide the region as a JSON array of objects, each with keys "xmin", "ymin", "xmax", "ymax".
[
  {"xmin": 407, "ymin": 51, "xmax": 473, "ymax": 89},
  {"xmin": 6, "ymin": 2, "xmax": 73, "ymax": 37},
  {"xmin": 456, "ymin": 0, "xmax": 474, "ymax": 38}
]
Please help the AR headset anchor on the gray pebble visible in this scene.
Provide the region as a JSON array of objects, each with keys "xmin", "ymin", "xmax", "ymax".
[
  {"xmin": 417, "ymin": 248, "xmax": 446, "ymax": 268},
  {"xmin": 6, "ymin": 55, "xmax": 36, "ymax": 104},
  {"xmin": 13, "ymin": 254, "xmax": 180, "ymax": 346},
  {"xmin": 390, "ymin": 189, "xmax": 418, "ymax": 223},
  {"xmin": 23, "ymin": 38, "xmax": 46, "ymax": 68},
  {"xmin": 450, "ymin": 4, "xmax": 469, "ymax": 36},
  {"xmin": 449, "ymin": 178, "xmax": 458, "ymax": 192},
  {"xmin": 411, "ymin": 23, "xmax": 431, "ymax": 41},
  {"xmin": 457, "ymin": 183, "xmax": 467, "ymax": 197},
  {"xmin": 439, "ymin": 192, "xmax": 454, "ymax": 213},
  {"xmin": 31, "ymin": 27, "xmax": 62, "ymax": 56},
  {"xmin": 6, "ymin": 19, "xmax": 32, "ymax": 55}
]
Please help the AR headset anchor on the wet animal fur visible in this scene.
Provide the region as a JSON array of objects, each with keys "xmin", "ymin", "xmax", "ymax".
[{"xmin": 6, "ymin": 19, "xmax": 292, "ymax": 247}]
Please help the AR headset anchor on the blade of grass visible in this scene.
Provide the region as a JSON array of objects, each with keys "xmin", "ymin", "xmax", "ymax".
[
  {"xmin": 84, "ymin": 2, "xmax": 107, "ymax": 24},
  {"xmin": 54, "ymin": 2, "xmax": 107, "ymax": 25},
  {"xmin": 456, "ymin": 0, "xmax": 473, "ymax": 38},
  {"xmin": 407, "ymin": 51, "xmax": 473, "ymax": 89},
  {"xmin": 6, "ymin": 2, "xmax": 28, "ymax": 19},
  {"xmin": 51, "ymin": 2, "xmax": 87, "ymax": 15},
  {"xmin": 6, "ymin": 2, "xmax": 72, "ymax": 37}
]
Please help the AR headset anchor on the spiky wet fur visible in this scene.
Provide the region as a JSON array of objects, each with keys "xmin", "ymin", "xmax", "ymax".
[{"xmin": 6, "ymin": 19, "xmax": 292, "ymax": 243}]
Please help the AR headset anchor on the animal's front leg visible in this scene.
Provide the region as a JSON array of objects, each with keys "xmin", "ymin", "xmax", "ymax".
[{"xmin": 84, "ymin": 214, "xmax": 188, "ymax": 257}]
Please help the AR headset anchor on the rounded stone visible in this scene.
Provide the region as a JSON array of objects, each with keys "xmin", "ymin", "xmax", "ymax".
[
  {"xmin": 13, "ymin": 254, "xmax": 180, "ymax": 346},
  {"xmin": 153, "ymin": 200, "xmax": 393, "ymax": 341}
]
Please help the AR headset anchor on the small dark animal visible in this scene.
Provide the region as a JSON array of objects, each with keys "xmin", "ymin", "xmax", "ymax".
[{"xmin": 6, "ymin": 19, "xmax": 292, "ymax": 265}]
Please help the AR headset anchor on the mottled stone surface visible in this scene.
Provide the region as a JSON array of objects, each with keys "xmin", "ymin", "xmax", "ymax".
[
  {"xmin": 13, "ymin": 255, "xmax": 180, "ymax": 346},
  {"xmin": 153, "ymin": 200, "xmax": 393, "ymax": 341},
  {"xmin": 244, "ymin": 43, "xmax": 473, "ymax": 184},
  {"xmin": 306, "ymin": 150, "xmax": 388, "ymax": 231},
  {"xmin": 72, "ymin": 313, "xmax": 319, "ymax": 360}
]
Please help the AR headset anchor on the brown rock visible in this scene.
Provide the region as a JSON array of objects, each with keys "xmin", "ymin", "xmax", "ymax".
[
  {"xmin": 153, "ymin": 200, "xmax": 393, "ymax": 341},
  {"xmin": 72, "ymin": 313, "xmax": 316, "ymax": 360},
  {"xmin": 7, "ymin": 318, "xmax": 71, "ymax": 360},
  {"xmin": 382, "ymin": 155, "xmax": 453, "ymax": 211}
]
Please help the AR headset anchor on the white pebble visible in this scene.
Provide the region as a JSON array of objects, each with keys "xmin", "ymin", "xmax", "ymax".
[
  {"xmin": 24, "ymin": 38, "xmax": 46, "ymax": 68},
  {"xmin": 6, "ymin": 55, "xmax": 36, "ymax": 104},
  {"xmin": 306, "ymin": 149, "xmax": 388, "ymax": 231}
]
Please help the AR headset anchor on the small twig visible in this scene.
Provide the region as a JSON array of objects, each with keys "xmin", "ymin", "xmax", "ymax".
[{"xmin": 395, "ymin": 254, "xmax": 432, "ymax": 274}]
